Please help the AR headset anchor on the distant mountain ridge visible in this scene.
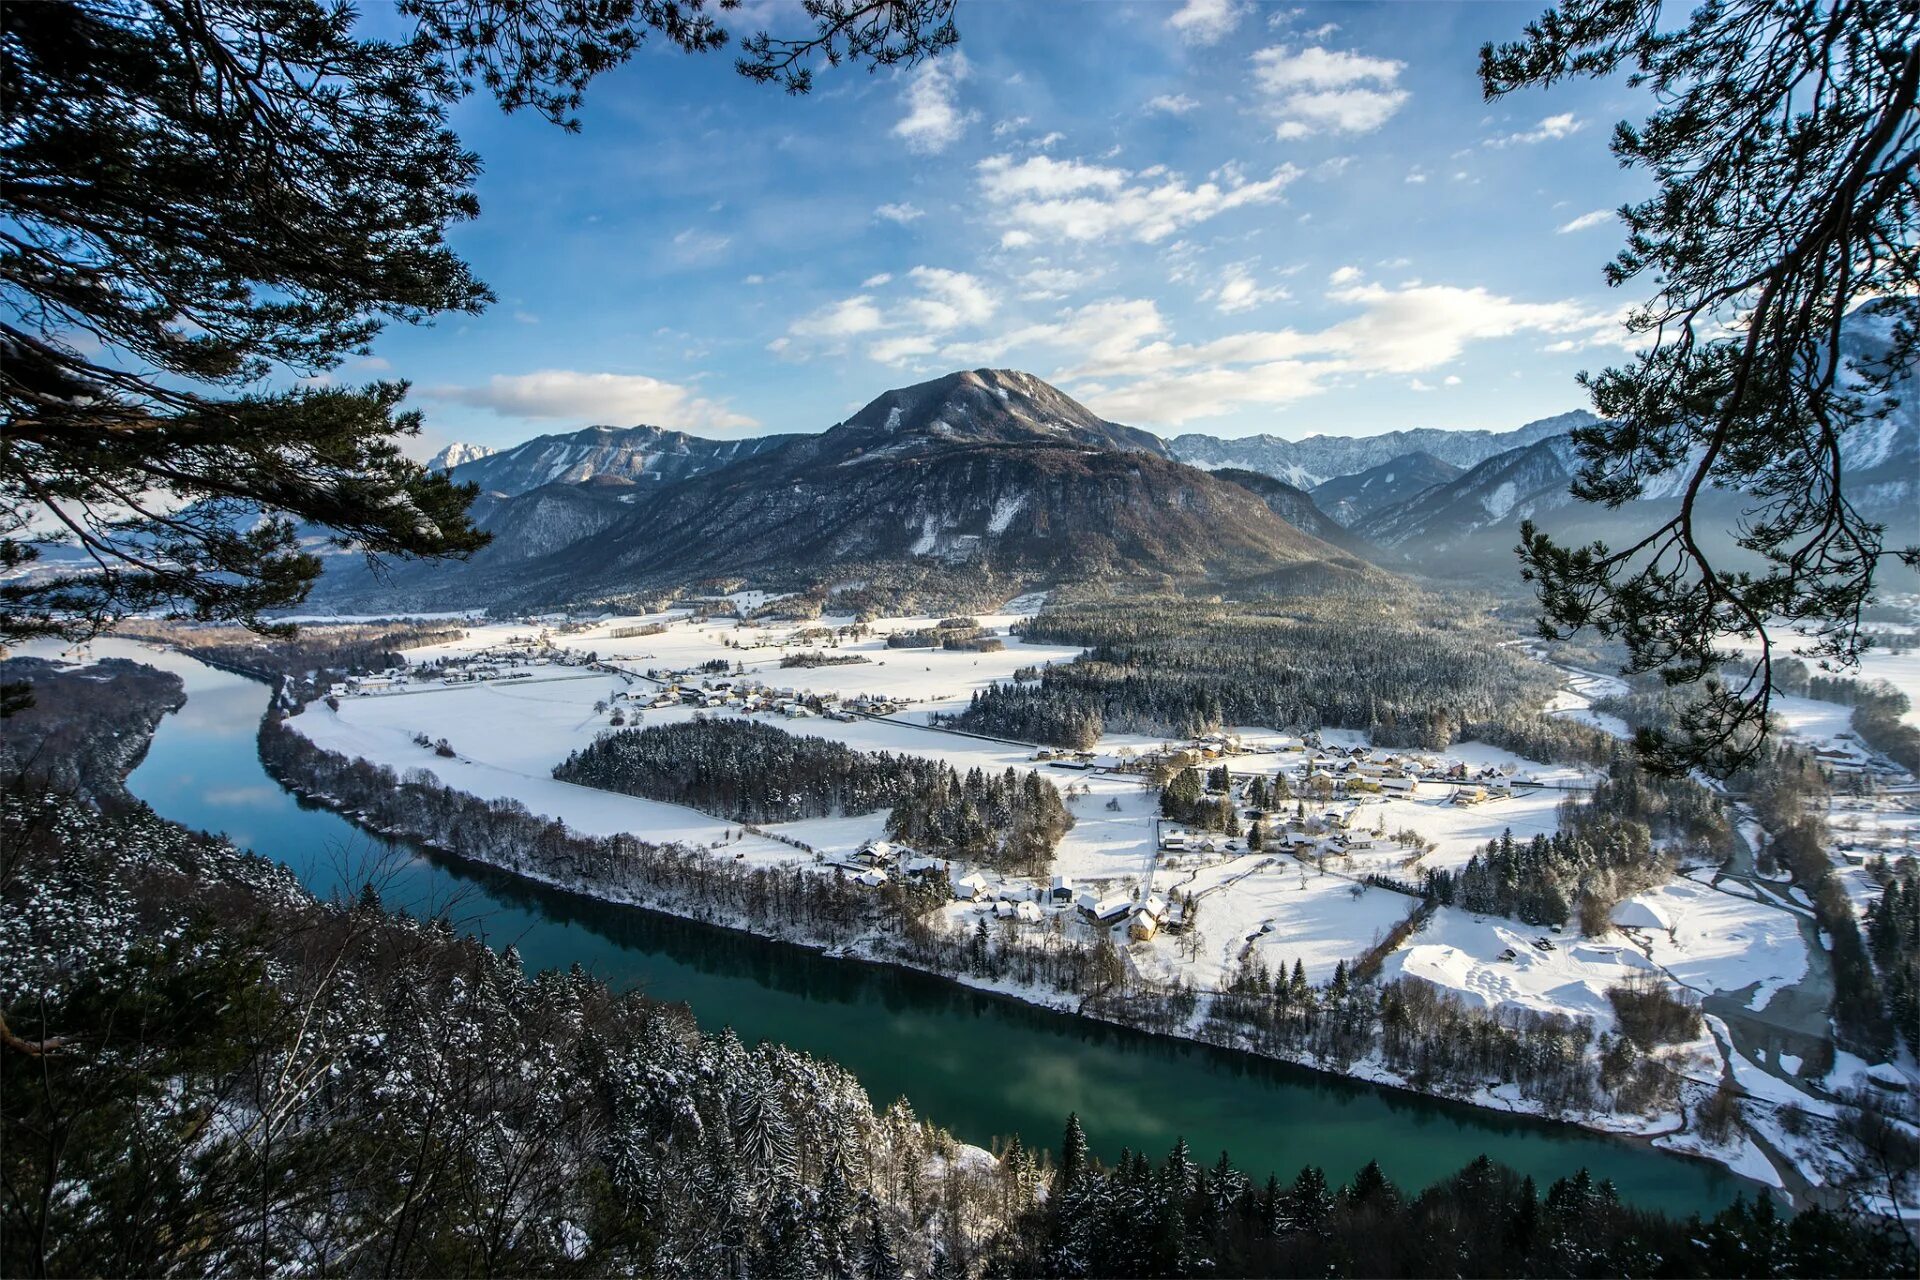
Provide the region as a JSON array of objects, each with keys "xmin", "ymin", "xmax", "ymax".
[
  {"xmin": 1166, "ymin": 411, "xmax": 1596, "ymax": 490},
  {"xmin": 1311, "ymin": 451, "xmax": 1464, "ymax": 527},
  {"xmin": 440, "ymin": 424, "xmax": 802, "ymax": 496},
  {"xmin": 314, "ymin": 369, "xmax": 1378, "ymax": 612}
]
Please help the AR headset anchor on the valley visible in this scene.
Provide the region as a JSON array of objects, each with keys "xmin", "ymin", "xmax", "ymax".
[{"xmin": 213, "ymin": 590, "xmax": 1918, "ymax": 1211}]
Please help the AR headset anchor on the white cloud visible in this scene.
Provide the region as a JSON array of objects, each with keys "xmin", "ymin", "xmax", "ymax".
[
  {"xmin": 894, "ymin": 52, "xmax": 975, "ymax": 154},
  {"xmin": 790, "ymin": 295, "xmax": 887, "ymax": 340},
  {"xmin": 982, "ymin": 282, "xmax": 1601, "ymax": 425},
  {"xmin": 1018, "ymin": 265, "xmax": 1103, "ymax": 300},
  {"xmin": 1144, "ymin": 93, "xmax": 1202, "ymax": 115},
  {"xmin": 1206, "ymin": 264, "xmax": 1290, "ymax": 314},
  {"xmin": 1328, "ymin": 265, "xmax": 1363, "ymax": 285},
  {"xmin": 1252, "ymin": 45, "xmax": 1403, "ymax": 92},
  {"xmin": 1034, "ymin": 131, "xmax": 1065, "ymax": 150},
  {"xmin": 992, "ymin": 115, "xmax": 1031, "ymax": 138},
  {"xmin": 1488, "ymin": 112, "xmax": 1584, "ymax": 147},
  {"xmin": 1557, "ymin": 207, "xmax": 1615, "ymax": 233},
  {"xmin": 874, "ymin": 202, "xmax": 925, "ymax": 224},
  {"xmin": 867, "ymin": 335, "xmax": 939, "ymax": 366},
  {"xmin": 1404, "ymin": 167, "xmax": 1428, "ymax": 184},
  {"xmin": 976, "ymin": 152, "xmax": 1301, "ymax": 244},
  {"xmin": 1276, "ymin": 87, "xmax": 1408, "ymax": 135},
  {"xmin": 671, "ymin": 227, "xmax": 732, "ymax": 262},
  {"xmin": 425, "ymin": 371, "xmax": 756, "ymax": 431},
  {"xmin": 903, "ymin": 266, "xmax": 997, "ymax": 331},
  {"xmin": 1444, "ymin": 375, "xmax": 1461, "ymax": 385},
  {"xmin": 1168, "ymin": 0, "xmax": 1246, "ymax": 45},
  {"xmin": 1253, "ymin": 46, "xmax": 1408, "ymax": 137},
  {"xmin": 861, "ymin": 272, "xmax": 894, "ymax": 288},
  {"xmin": 742, "ymin": 273, "xmax": 766, "ymax": 285}
]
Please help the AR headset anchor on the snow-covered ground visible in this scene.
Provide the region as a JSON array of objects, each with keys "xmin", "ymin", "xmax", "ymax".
[
  {"xmin": 1614, "ymin": 879, "xmax": 1809, "ymax": 1010},
  {"xmin": 1384, "ymin": 907, "xmax": 1662, "ymax": 1025}
]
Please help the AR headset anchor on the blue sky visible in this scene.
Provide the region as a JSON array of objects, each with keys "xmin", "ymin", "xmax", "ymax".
[{"xmin": 355, "ymin": 0, "xmax": 1655, "ymax": 455}]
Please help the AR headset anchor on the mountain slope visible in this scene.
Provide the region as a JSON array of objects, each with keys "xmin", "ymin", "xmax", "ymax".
[
  {"xmin": 468, "ymin": 370, "xmax": 1375, "ymax": 610},
  {"xmin": 1168, "ymin": 411, "xmax": 1594, "ymax": 488},
  {"xmin": 1208, "ymin": 468, "xmax": 1392, "ymax": 562},
  {"xmin": 1311, "ymin": 451, "xmax": 1462, "ymax": 526},
  {"xmin": 443, "ymin": 424, "xmax": 801, "ymax": 496}
]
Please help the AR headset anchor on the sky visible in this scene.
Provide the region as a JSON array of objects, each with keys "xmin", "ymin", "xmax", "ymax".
[{"xmin": 348, "ymin": 0, "xmax": 1658, "ymax": 456}]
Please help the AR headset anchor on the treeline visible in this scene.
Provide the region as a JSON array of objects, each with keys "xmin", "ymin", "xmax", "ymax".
[
  {"xmin": 1421, "ymin": 761, "xmax": 1727, "ymax": 932},
  {"xmin": 550, "ymin": 720, "xmax": 1072, "ymax": 873},
  {"xmin": 1745, "ymin": 749, "xmax": 1896, "ymax": 1055},
  {"xmin": 1770, "ymin": 660, "xmax": 1920, "ymax": 770},
  {"xmin": 1864, "ymin": 858, "xmax": 1919, "ymax": 1055},
  {"xmin": 781, "ymin": 650, "xmax": 871, "ymax": 667},
  {"xmin": 1161, "ymin": 765, "xmax": 1241, "ymax": 832},
  {"xmin": 0, "ymin": 656, "xmax": 184, "ymax": 811},
  {"xmin": 554, "ymin": 718, "xmax": 943, "ymax": 824},
  {"xmin": 114, "ymin": 618, "xmax": 465, "ymax": 687},
  {"xmin": 944, "ymin": 596, "xmax": 1563, "ymax": 755},
  {"xmin": 984, "ymin": 1116, "xmax": 1912, "ymax": 1278},
  {"xmin": 0, "ymin": 784, "xmax": 1009, "ymax": 1278},
  {"xmin": 885, "ymin": 765, "xmax": 1073, "ymax": 876}
]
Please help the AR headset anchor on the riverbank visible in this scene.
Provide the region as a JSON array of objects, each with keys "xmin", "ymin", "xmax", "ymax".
[{"xmin": 260, "ymin": 702, "xmax": 1776, "ymax": 1201}]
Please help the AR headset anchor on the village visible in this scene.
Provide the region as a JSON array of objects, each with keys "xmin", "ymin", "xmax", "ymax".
[{"xmin": 286, "ymin": 599, "xmax": 1920, "ymax": 1193}]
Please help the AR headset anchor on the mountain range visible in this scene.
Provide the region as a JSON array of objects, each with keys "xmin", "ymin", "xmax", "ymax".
[{"xmin": 304, "ymin": 309, "xmax": 1914, "ymax": 612}]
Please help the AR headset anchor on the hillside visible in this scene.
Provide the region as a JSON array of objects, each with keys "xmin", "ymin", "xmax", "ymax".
[
  {"xmin": 498, "ymin": 370, "xmax": 1378, "ymax": 608},
  {"xmin": 1312, "ymin": 451, "xmax": 1463, "ymax": 526},
  {"xmin": 1208, "ymin": 467, "xmax": 1391, "ymax": 562},
  {"xmin": 439, "ymin": 423, "xmax": 802, "ymax": 496}
]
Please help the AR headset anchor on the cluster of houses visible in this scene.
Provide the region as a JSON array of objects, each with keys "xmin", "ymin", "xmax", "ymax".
[
  {"xmin": 331, "ymin": 641, "xmax": 596, "ymax": 697},
  {"xmin": 614, "ymin": 676, "xmax": 821, "ymax": 719},
  {"xmin": 831, "ymin": 841, "xmax": 1176, "ymax": 941}
]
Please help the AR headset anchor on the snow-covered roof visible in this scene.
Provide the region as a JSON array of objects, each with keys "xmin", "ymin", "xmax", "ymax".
[{"xmin": 1610, "ymin": 898, "xmax": 1675, "ymax": 932}]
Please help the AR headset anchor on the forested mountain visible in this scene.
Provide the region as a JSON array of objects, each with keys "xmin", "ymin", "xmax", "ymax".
[
  {"xmin": 307, "ymin": 370, "xmax": 1381, "ymax": 613},
  {"xmin": 1207, "ymin": 468, "xmax": 1389, "ymax": 561},
  {"xmin": 1311, "ymin": 451, "xmax": 1463, "ymax": 526}
]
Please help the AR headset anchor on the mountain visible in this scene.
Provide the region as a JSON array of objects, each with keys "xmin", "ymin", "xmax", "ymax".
[
  {"xmin": 834, "ymin": 367, "xmax": 1174, "ymax": 459},
  {"xmin": 312, "ymin": 369, "xmax": 1378, "ymax": 612},
  {"xmin": 1207, "ymin": 468, "xmax": 1391, "ymax": 562},
  {"xmin": 1311, "ymin": 452, "xmax": 1463, "ymax": 527},
  {"xmin": 426, "ymin": 442, "xmax": 495, "ymax": 472},
  {"xmin": 1355, "ymin": 308, "xmax": 1919, "ymax": 579},
  {"xmin": 1167, "ymin": 411, "xmax": 1595, "ymax": 488},
  {"xmin": 1355, "ymin": 436, "xmax": 1582, "ymax": 556},
  {"xmin": 441, "ymin": 424, "xmax": 802, "ymax": 497}
]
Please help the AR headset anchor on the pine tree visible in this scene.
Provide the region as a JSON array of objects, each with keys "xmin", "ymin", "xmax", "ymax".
[
  {"xmin": 859, "ymin": 1211, "xmax": 902, "ymax": 1280},
  {"xmin": 1059, "ymin": 1112, "xmax": 1089, "ymax": 1190}
]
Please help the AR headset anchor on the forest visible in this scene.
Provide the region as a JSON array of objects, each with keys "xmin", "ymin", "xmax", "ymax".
[
  {"xmin": 7, "ymin": 781, "xmax": 1911, "ymax": 1278},
  {"xmin": 944, "ymin": 596, "xmax": 1578, "ymax": 755},
  {"xmin": 1421, "ymin": 760, "xmax": 1731, "ymax": 932},
  {"xmin": 0, "ymin": 656, "xmax": 185, "ymax": 810},
  {"xmin": 983, "ymin": 1116, "xmax": 1912, "ymax": 1278},
  {"xmin": 552, "ymin": 719, "xmax": 1072, "ymax": 872}
]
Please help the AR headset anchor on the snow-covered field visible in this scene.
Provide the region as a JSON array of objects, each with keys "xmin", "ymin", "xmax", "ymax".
[
  {"xmin": 255, "ymin": 608, "xmax": 1919, "ymax": 1201},
  {"xmin": 1383, "ymin": 907, "xmax": 1660, "ymax": 1025},
  {"xmin": 1614, "ymin": 879, "xmax": 1809, "ymax": 1010}
]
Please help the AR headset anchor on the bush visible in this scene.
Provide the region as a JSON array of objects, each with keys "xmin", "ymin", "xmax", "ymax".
[{"xmin": 1607, "ymin": 975, "xmax": 1702, "ymax": 1049}]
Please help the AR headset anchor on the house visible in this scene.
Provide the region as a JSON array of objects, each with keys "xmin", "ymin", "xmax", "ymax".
[
  {"xmin": 1015, "ymin": 901, "xmax": 1044, "ymax": 924},
  {"xmin": 1077, "ymin": 893, "xmax": 1132, "ymax": 923},
  {"xmin": 952, "ymin": 871, "xmax": 994, "ymax": 901},
  {"xmin": 1049, "ymin": 874, "xmax": 1076, "ymax": 903},
  {"xmin": 1160, "ymin": 829, "xmax": 1189, "ymax": 851},
  {"xmin": 855, "ymin": 870, "xmax": 889, "ymax": 888},
  {"xmin": 1380, "ymin": 776, "xmax": 1418, "ymax": 795},
  {"xmin": 1451, "ymin": 785, "xmax": 1488, "ymax": 806},
  {"xmin": 1127, "ymin": 909, "xmax": 1160, "ymax": 942},
  {"xmin": 857, "ymin": 840, "xmax": 896, "ymax": 865}
]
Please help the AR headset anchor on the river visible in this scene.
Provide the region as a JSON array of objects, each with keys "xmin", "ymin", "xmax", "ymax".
[{"xmin": 81, "ymin": 639, "xmax": 1750, "ymax": 1214}]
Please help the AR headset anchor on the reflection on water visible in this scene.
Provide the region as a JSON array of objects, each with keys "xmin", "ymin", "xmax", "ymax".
[{"xmin": 66, "ymin": 639, "xmax": 1748, "ymax": 1212}]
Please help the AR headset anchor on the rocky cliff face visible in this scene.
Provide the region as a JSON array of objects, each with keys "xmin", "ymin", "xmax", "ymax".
[{"xmin": 442, "ymin": 424, "xmax": 801, "ymax": 496}]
